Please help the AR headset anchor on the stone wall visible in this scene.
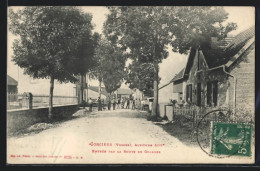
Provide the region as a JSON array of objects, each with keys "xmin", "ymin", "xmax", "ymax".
[
  {"xmin": 7, "ymin": 104, "xmax": 79, "ymax": 134},
  {"xmin": 158, "ymin": 103, "xmax": 174, "ymax": 121}
]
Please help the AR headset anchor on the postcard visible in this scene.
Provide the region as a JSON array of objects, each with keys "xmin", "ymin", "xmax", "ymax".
[{"xmin": 7, "ymin": 6, "xmax": 255, "ymax": 164}]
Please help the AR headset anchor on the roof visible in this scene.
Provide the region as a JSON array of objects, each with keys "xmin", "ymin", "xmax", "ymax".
[
  {"xmin": 7, "ymin": 75, "xmax": 18, "ymax": 86},
  {"xmin": 171, "ymin": 68, "xmax": 185, "ymax": 82},
  {"xmin": 172, "ymin": 26, "xmax": 255, "ymax": 83},
  {"xmin": 88, "ymin": 86, "xmax": 109, "ymax": 97},
  {"xmin": 202, "ymin": 26, "xmax": 255, "ymax": 68},
  {"xmin": 116, "ymin": 88, "xmax": 133, "ymax": 95},
  {"xmin": 159, "ymin": 68, "xmax": 185, "ymax": 90}
]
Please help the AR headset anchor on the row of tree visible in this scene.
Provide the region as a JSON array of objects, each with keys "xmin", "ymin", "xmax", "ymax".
[
  {"xmin": 9, "ymin": 7, "xmax": 126, "ymax": 119},
  {"xmin": 9, "ymin": 6, "xmax": 237, "ymax": 120}
]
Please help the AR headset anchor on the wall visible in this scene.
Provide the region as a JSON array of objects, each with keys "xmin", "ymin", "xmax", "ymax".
[
  {"xmin": 229, "ymin": 44, "xmax": 255, "ymax": 113},
  {"xmin": 166, "ymin": 106, "xmax": 174, "ymax": 121},
  {"xmin": 158, "ymin": 103, "xmax": 174, "ymax": 121},
  {"xmin": 158, "ymin": 103, "xmax": 167, "ymax": 118},
  {"xmin": 7, "ymin": 104, "xmax": 78, "ymax": 134},
  {"xmin": 158, "ymin": 83, "xmax": 174, "ymax": 104},
  {"xmin": 15, "ymin": 68, "xmax": 76, "ymax": 97}
]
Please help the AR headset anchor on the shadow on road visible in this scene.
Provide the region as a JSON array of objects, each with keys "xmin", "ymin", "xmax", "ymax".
[
  {"xmin": 154, "ymin": 117, "xmax": 199, "ymax": 147},
  {"xmin": 9, "ymin": 109, "xmax": 89, "ymax": 138}
]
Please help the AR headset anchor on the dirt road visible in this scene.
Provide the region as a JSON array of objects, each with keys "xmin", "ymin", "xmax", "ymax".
[{"xmin": 7, "ymin": 109, "xmax": 252, "ymax": 164}]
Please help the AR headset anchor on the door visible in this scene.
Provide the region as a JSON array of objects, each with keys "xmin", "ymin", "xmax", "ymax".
[{"xmin": 197, "ymin": 83, "xmax": 201, "ymax": 107}]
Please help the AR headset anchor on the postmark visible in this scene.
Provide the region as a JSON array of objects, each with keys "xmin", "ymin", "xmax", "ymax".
[{"xmin": 196, "ymin": 109, "xmax": 252, "ymax": 158}]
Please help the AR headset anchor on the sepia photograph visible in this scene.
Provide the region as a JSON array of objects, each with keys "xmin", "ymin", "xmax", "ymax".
[{"xmin": 6, "ymin": 6, "xmax": 255, "ymax": 164}]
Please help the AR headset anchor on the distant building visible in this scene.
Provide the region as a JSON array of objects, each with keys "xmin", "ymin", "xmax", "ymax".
[
  {"xmin": 7, "ymin": 68, "xmax": 79, "ymax": 106},
  {"xmin": 7, "ymin": 75, "xmax": 18, "ymax": 94},
  {"xmin": 115, "ymin": 88, "xmax": 133, "ymax": 98},
  {"xmin": 158, "ymin": 66, "xmax": 186, "ymax": 105},
  {"xmin": 87, "ymin": 85, "xmax": 109, "ymax": 101},
  {"xmin": 16, "ymin": 71, "xmax": 77, "ymax": 97}
]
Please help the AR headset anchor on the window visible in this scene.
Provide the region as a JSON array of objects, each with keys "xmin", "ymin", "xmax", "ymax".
[
  {"xmin": 207, "ymin": 81, "xmax": 218, "ymax": 107},
  {"xmin": 186, "ymin": 84, "xmax": 192, "ymax": 103}
]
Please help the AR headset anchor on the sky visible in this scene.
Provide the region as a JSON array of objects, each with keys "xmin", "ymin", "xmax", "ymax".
[{"xmin": 7, "ymin": 6, "xmax": 255, "ymax": 88}]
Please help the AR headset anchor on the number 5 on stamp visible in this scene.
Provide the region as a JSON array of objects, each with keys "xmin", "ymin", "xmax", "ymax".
[{"xmin": 210, "ymin": 122, "xmax": 252, "ymax": 157}]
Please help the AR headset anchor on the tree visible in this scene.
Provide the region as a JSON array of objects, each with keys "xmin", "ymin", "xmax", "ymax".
[
  {"xmin": 104, "ymin": 6, "xmax": 236, "ymax": 118},
  {"xmin": 102, "ymin": 47, "xmax": 126, "ymax": 95},
  {"xmin": 170, "ymin": 7, "xmax": 237, "ymax": 54},
  {"xmin": 90, "ymin": 38, "xmax": 126, "ymax": 97},
  {"xmin": 72, "ymin": 32, "xmax": 100, "ymax": 103},
  {"xmin": 125, "ymin": 61, "xmax": 156, "ymax": 97},
  {"xmin": 9, "ymin": 7, "xmax": 95, "ymax": 119}
]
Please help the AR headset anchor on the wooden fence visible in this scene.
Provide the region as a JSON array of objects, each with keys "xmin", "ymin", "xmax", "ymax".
[{"xmin": 172, "ymin": 105, "xmax": 252, "ymax": 129}]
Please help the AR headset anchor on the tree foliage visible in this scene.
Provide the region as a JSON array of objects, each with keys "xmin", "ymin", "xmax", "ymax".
[
  {"xmin": 104, "ymin": 6, "xmax": 237, "ymax": 117},
  {"xmin": 91, "ymin": 38, "xmax": 126, "ymax": 94},
  {"xmin": 9, "ymin": 6, "xmax": 94, "ymax": 82},
  {"xmin": 125, "ymin": 61, "xmax": 157, "ymax": 97},
  {"xmin": 9, "ymin": 7, "xmax": 96, "ymax": 118},
  {"xmin": 72, "ymin": 32, "xmax": 100, "ymax": 76},
  {"xmin": 170, "ymin": 6, "xmax": 237, "ymax": 54}
]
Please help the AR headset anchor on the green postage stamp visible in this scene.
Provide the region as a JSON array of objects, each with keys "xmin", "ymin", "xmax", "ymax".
[{"xmin": 211, "ymin": 122, "xmax": 252, "ymax": 157}]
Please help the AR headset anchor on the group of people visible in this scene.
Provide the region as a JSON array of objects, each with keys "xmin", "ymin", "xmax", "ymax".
[
  {"xmin": 87, "ymin": 96, "xmax": 142, "ymax": 112},
  {"xmin": 87, "ymin": 97, "xmax": 106, "ymax": 112},
  {"xmin": 107, "ymin": 96, "xmax": 140, "ymax": 110}
]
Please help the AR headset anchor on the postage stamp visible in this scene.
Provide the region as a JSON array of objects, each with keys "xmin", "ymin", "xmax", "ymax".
[{"xmin": 210, "ymin": 122, "xmax": 252, "ymax": 157}]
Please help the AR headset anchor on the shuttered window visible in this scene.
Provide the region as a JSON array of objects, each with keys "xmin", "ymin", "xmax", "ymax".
[
  {"xmin": 186, "ymin": 84, "xmax": 192, "ymax": 103},
  {"xmin": 207, "ymin": 81, "xmax": 218, "ymax": 107}
]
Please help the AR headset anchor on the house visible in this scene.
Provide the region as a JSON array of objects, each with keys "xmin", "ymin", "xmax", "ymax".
[
  {"xmin": 7, "ymin": 75, "xmax": 18, "ymax": 94},
  {"xmin": 87, "ymin": 85, "xmax": 110, "ymax": 101},
  {"xmin": 7, "ymin": 67, "xmax": 79, "ymax": 107},
  {"xmin": 158, "ymin": 81, "xmax": 174, "ymax": 104},
  {"xmin": 12, "ymin": 68, "xmax": 77, "ymax": 97},
  {"xmin": 172, "ymin": 26, "xmax": 255, "ymax": 114},
  {"xmin": 115, "ymin": 88, "xmax": 133, "ymax": 98},
  {"xmin": 171, "ymin": 68, "xmax": 186, "ymax": 103}
]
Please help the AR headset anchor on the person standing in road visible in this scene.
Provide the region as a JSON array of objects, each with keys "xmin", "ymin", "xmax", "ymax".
[
  {"xmin": 141, "ymin": 100, "xmax": 145, "ymax": 110},
  {"xmin": 108, "ymin": 97, "xmax": 111, "ymax": 110},
  {"xmin": 126, "ymin": 98, "xmax": 130, "ymax": 109},
  {"xmin": 132, "ymin": 99, "xmax": 136, "ymax": 110},
  {"xmin": 129, "ymin": 98, "xmax": 133, "ymax": 109},
  {"xmin": 137, "ymin": 98, "xmax": 141, "ymax": 110},
  {"xmin": 117, "ymin": 98, "xmax": 121, "ymax": 109},
  {"xmin": 112, "ymin": 97, "xmax": 116, "ymax": 110},
  {"xmin": 98, "ymin": 97, "xmax": 102, "ymax": 111},
  {"xmin": 88, "ymin": 98, "xmax": 93, "ymax": 112}
]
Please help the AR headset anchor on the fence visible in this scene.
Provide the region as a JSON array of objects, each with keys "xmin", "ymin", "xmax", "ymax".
[
  {"xmin": 32, "ymin": 95, "xmax": 78, "ymax": 108},
  {"xmin": 7, "ymin": 93, "xmax": 77, "ymax": 110},
  {"xmin": 172, "ymin": 105, "xmax": 253, "ymax": 129},
  {"xmin": 159, "ymin": 104, "xmax": 253, "ymax": 144}
]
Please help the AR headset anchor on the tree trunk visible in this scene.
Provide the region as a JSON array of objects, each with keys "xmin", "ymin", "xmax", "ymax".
[
  {"xmin": 81, "ymin": 74, "xmax": 85, "ymax": 109},
  {"xmin": 98, "ymin": 79, "xmax": 102, "ymax": 99},
  {"xmin": 48, "ymin": 76, "xmax": 54, "ymax": 120},
  {"xmin": 152, "ymin": 60, "xmax": 159, "ymax": 117},
  {"xmin": 81, "ymin": 75, "xmax": 84, "ymax": 102}
]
